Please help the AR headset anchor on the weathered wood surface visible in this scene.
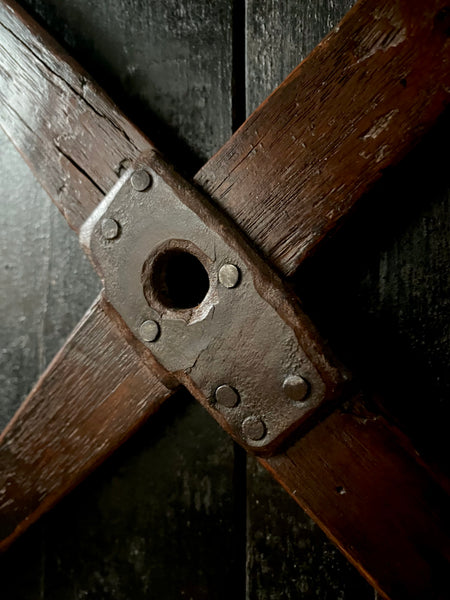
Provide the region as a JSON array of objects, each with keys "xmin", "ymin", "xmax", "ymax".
[
  {"xmin": 0, "ymin": 0, "xmax": 450, "ymax": 596},
  {"xmin": 244, "ymin": 3, "xmax": 370, "ymax": 599},
  {"xmin": 0, "ymin": 0, "xmax": 369, "ymax": 596},
  {"xmin": 198, "ymin": 0, "xmax": 450, "ymax": 277},
  {"xmin": 6, "ymin": 0, "xmax": 450, "ymax": 278},
  {"xmin": 0, "ymin": 0, "xmax": 152, "ymax": 233},
  {"xmin": 0, "ymin": 297, "xmax": 173, "ymax": 551},
  {"xmin": 1, "ymin": 0, "xmax": 244, "ymax": 597},
  {"xmin": 263, "ymin": 396, "xmax": 450, "ymax": 600},
  {"xmin": 0, "ymin": 0, "xmax": 229, "ymax": 559}
]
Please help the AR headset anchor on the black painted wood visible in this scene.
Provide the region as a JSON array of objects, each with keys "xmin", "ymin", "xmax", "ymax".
[
  {"xmin": 244, "ymin": 2, "xmax": 374, "ymax": 598},
  {"xmin": 244, "ymin": 0, "xmax": 450, "ymax": 597},
  {"xmin": 2, "ymin": 0, "xmax": 448, "ymax": 597},
  {"xmin": 297, "ymin": 111, "xmax": 450, "ymax": 478}
]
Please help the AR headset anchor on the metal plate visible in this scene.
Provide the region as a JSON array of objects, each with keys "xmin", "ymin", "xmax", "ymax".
[{"xmin": 80, "ymin": 152, "xmax": 346, "ymax": 453}]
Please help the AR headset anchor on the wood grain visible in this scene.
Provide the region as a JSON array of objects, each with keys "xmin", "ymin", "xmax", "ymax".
[
  {"xmin": 197, "ymin": 0, "xmax": 450, "ymax": 277},
  {"xmin": 0, "ymin": 0, "xmax": 173, "ymax": 551},
  {"xmin": 0, "ymin": 296, "xmax": 173, "ymax": 551},
  {"xmin": 0, "ymin": 0, "xmax": 152, "ymax": 233},
  {"xmin": 1, "ymin": 1, "xmax": 242, "ymax": 595},
  {"xmin": 1, "ymin": 1, "xmax": 450, "ymax": 597},
  {"xmin": 244, "ymin": 2, "xmax": 375, "ymax": 598},
  {"xmin": 3, "ymin": 0, "xmax": 449, "ymax": 276},
  {"xmin": 262, "ymin": 396, "xmax": 450, "ymax": 600}
]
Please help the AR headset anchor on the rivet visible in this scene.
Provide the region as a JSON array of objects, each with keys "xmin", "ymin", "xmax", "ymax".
[
  {"xmin": 218, "ymin": 264, "xmax": 240, "ymax": 288},
  {"xmin": 131, "ymin": 169, "xmax": 152, "ymax": 192},
  {"xmin": 283, "ymin": 375, "xmax": 310, "ymax": 402},
  {"xmin": 242, "ymin": 415, "xmax": 266, "ymax": 441},
  {"xmin": 139, "ymin": 319, "xmax": 160, "ymax": 342},
  {"xmin": 215, "ymin": 385, "xmax": 240, "ymax": 408},
  {"xmin": 101, "ymin": 218, "xmax": 120, "ymax": 240}
]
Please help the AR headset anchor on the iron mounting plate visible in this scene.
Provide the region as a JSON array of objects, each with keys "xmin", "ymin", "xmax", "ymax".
[{"xmin": 80, "ymin": 152, "xmax": 346, "ymax": 454}]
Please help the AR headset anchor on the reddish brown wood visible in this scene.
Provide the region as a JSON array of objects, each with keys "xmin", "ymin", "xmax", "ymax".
[
  {"xmin": 262, "ymin": 395, "xmax": 450, "ymax": 600},
  {"xmin": 0, "ymin": 0, "xmax": 172, "ymax": 551},
  {"xmin": 197, "ymin": 0, "xmax": 450, "ymax": 277},
  {"xmin": 0, "ymin": 296, "xmax": 173, "ymax": 551},
  {"xmin": 0, "ymin": 0, "xmax": 152, "ymax": 234},
  {"xmin": 3, "ymin": 0, "xmax": 450, "ymax": 274},
  {"xmin": 1, "ymin": 1, "xmax": 450, "ymax": 598}
]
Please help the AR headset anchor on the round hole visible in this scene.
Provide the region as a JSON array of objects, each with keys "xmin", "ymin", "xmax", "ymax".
[{"xmin": 149, "ymin": 248, "xmax": 210, "ymax": 310}]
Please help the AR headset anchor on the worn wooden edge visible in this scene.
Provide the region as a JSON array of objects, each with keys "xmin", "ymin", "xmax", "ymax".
[
  {"xmin": 261, "ymin": 393, "xmax": 450, "ymax": 600},
  {"xmin": 0, "ymin": 0, "xmax": 153, "ymax": 234},
  {"xmin": 197, "ymin": 0, "xmax": 450, "ymax": 277},
  {"xmin": 0, "ymin": 295, "xmax": 175, "ymax": 551}
]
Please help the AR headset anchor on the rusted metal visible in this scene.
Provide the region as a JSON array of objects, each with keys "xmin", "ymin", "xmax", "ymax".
[{"xmin": 80, "ymin": 151, "xmax": 346, "ymax": 453}]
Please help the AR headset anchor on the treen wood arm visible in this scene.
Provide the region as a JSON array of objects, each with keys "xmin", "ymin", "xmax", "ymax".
[
  {"xmin": 1, "ymin": 0, "xmax": 450, "ymax": 598},
  {"xmin": 198, "ymin": 0, "xmax": 450, "ymax": 276},
  {"xmin": 0, "ymin": 297, "xmax": 173, "ymax": 551},
  {"xmin": 0, "ymin": 0, "xmax": 152, "ymax": 233}
]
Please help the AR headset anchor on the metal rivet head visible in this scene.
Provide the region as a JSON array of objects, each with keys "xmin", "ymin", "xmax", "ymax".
[
  {"xmin": 139, "ymin": 319, "xmax": 160, "ymax": 342},
  {"xmin": 101, "ymin": 218, "xmax": 120, "ymax": 240},
  {"xmin": 218, "ymin": 264, "xmax": 240, "ymax": 288},
  {"xmin": 131, "ymin": 169, "xmax": 152, "ymax": 191},
  {"xmin": 242, "ymin": 416, "xmax": 266, "ymax": 441},
  {"xmin": 215, "ymin": 385, "xmax": 240, "ymax": 408},
  {"xmin": 283, "ymin": 375, "xmax": 310, "ymax": 402}
]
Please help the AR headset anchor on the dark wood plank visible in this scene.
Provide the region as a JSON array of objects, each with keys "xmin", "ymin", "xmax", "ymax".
[
  {"xmin": 1, "ymin": 0, "xmax": 241, "ymax": 597},
  {"xmin": 246, "ymin": 458, "xmax": 375, "ymax": 600},
  {"xmin": 231, "ymin": 2, "xmax": 450, "ymax": 595},
  {"xmin": 245, "ymin": 0, "xmax": 356, "ymax": 114},
  {"xmin": 262, "ymin": 395, "xmax": 450, "ymax": 600},
  {"xmin": 7, "ymin": 0, "xmax": 450, "ymax": 281},
  {"xmin": 0, "ymin": 296, "xmax": 173, "ymax": 551},
  {"xmin": 295, "ymin": 115, "xmax": 450, "ymax": 478},
  {"xmin": 197, "ymin": 0, "xmax": 450, "ymax": 277},
  {"xmin": 202, "ymin": 6, "xmax": 450, "ymax": 590},
  {"xmin": 244, "ymin": 2, "xmax": 374, "ymax": 598},
  {"xmin": 18, "ymin": 0, "xmax": 233, "ymax": 175}
]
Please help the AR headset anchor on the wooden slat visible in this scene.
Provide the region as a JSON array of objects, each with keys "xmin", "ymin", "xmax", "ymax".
[
  {"xmin": 0, "ymin": 296, "xmax": 173, "ymax": 551},
  {"xmin": 244, "ymin": 2, "xmax": 375, "ymax": 597},
  {"xmin": 0, "ymin": 0, "xmax": 174, "ymax": 554},
  {"xmin": 197, "ymin": 0, "xmax": 450, "ymax": 277},
  {"xmin": 1, "ymin": 1, "xmax": 450, "ymax": 597},
  {"xmin": 262, "ymin": 395, "xmax": 450, "ymax": 600},
  {"xmin": 0, "ymin": 0, "xmax": 152, "ymax": 233},
  {"xmin": 0, "ymin": 0, "xmax": 236, "ymax": 561}
]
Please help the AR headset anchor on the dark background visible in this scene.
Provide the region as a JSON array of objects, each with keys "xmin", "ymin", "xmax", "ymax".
[{"xmin": 1, "ymin": 1, "xmax": 448, "ymax": 598}]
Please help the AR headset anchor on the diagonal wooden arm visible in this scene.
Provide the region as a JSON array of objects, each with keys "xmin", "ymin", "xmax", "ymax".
[
  {"xmin": 0, "ymin": 296, "xmax": 173, "ymax": 551},
  {"xmin": 1, "ymin": 0, "xmax": 450, "ymax": 598},
  {"xmin": 199, "ymin": 0, "xmax": 450, "ymax": 277},
  {"xmin": 0, "ymin": 0, "xmax": 176, "ymax": 551},
  {"xmin": 0, "ymin": 0, "xmax": 152, "ymax": 234},
  {"xmin": 263, "ymin": 394, "xmax": 450, "ymax": 599}
]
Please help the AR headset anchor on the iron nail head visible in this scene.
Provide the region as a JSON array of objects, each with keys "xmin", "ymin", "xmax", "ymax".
[
  {"xmin": 219, "ymin": 264, "xmax": 240, "ymax": 288},
  {"xmin": 215, "ymin": 385, "xmax": 240, "ymax": 408},
  {"xmin": 131, "ymin": 169, "xmax": 152, "ymax": 192},
  {"xmin": 139, "ymin": 319, "xmax": 160, "ymax": 342},
  {"xmin": 101, "ymin": 218, "xmax": 120, "ymax": 240},
  {"xmin": 283, "ymin": 375, "xmax": 310, "ymax": 402},
  {"xmin": 242, "ymin": 415, "xmax": 266, "ymax": 441}
]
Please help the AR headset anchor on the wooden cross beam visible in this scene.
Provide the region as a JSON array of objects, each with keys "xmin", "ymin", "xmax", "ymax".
[{"xmin": 1, "ymin": 0, "xmax": 450, "ymax": 598}]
